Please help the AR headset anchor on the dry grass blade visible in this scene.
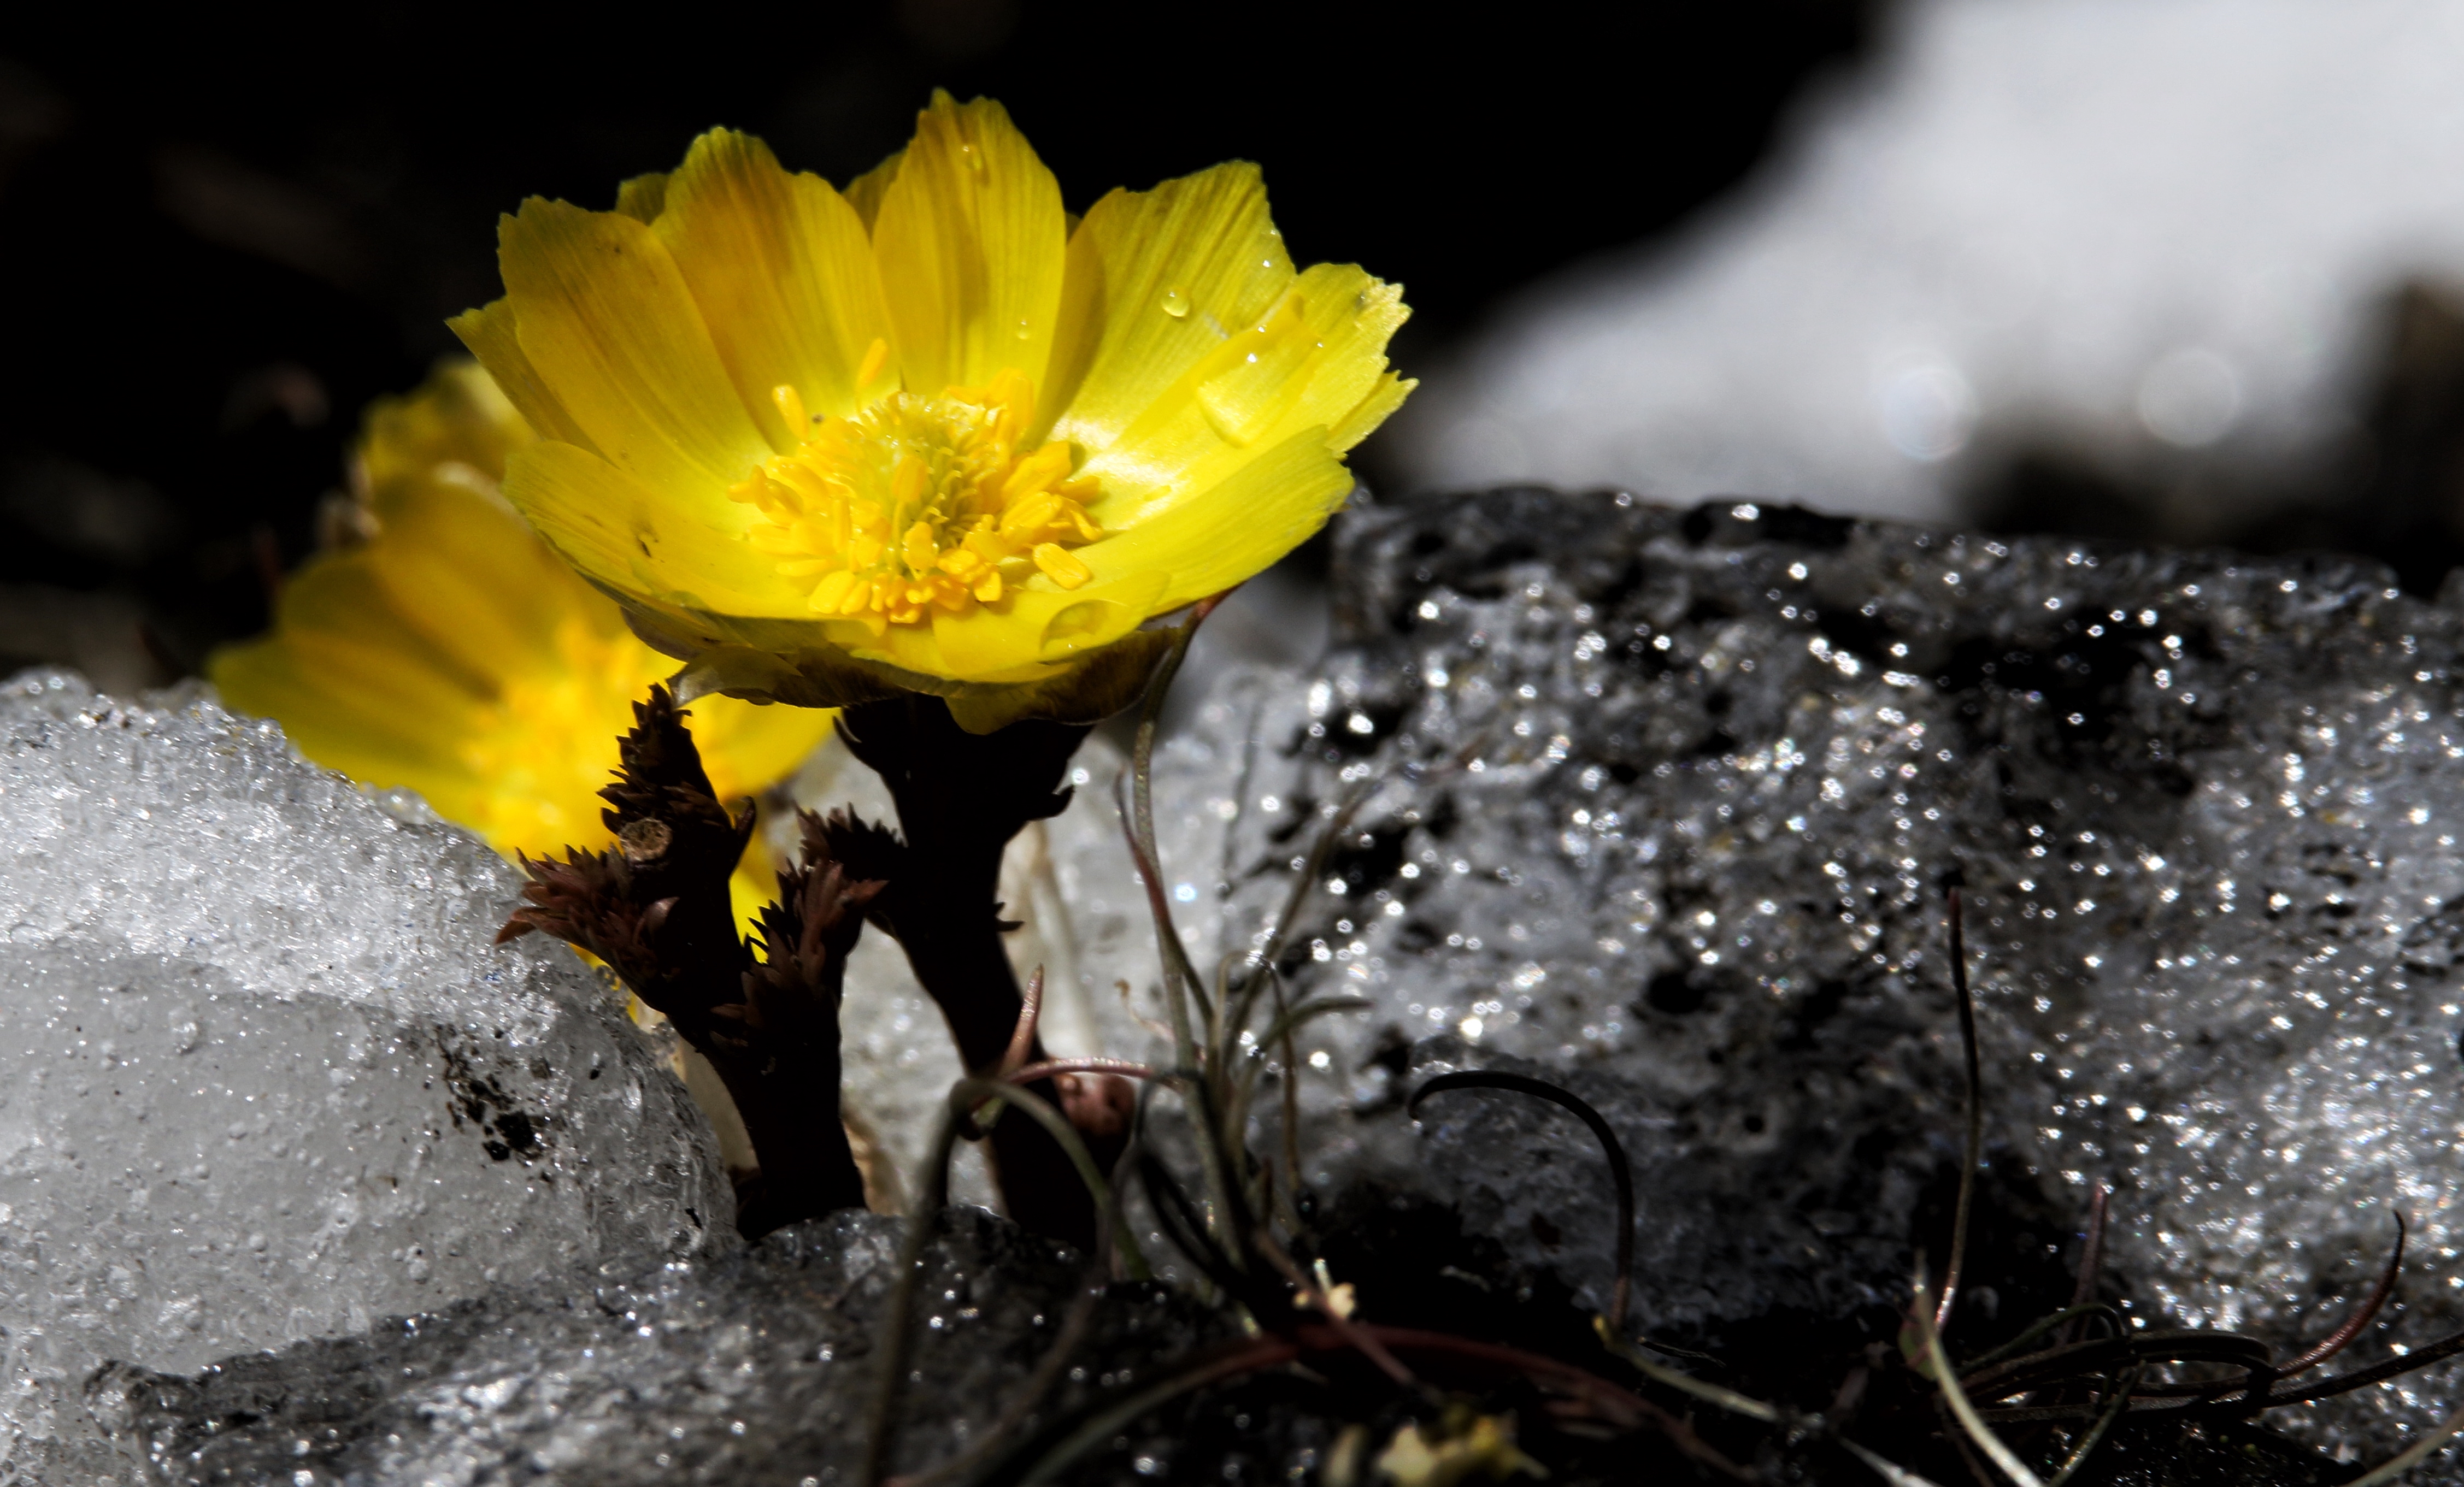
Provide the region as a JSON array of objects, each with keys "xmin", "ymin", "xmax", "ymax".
[
  {"xmin": 1124, "ymin": 599, "xmax": 1223, "ymax": 1053},
  {"xmin": 885, "ymin": 1128, "xmax": 1148, "ymax": 1487},
  {"xmin": 2060, "ymin": 1185, "xmax": 2108, "ymax": 1347},
  {"xmin": 863, "ymin": 1079, "xmax": 1134, "ymax": 1484},
  {"xmin": 2245, "ymin": 1324, "xmax": 2464, "ymax": 1408},
  {"xmin": 2340, "ymin": 1403, "xmax": 2464, "ymax": 1487},
  {"xmin": 1112, "ymin": 769, "xmax": 1207, "ymax": 1067},
  {"xmin": 2039, "ymin": 1365, "xmax": 2137, "ymax": 1487},
  {"xmin": 1257, "ymin": 775, "xmax": 1374, "ymax": 972},
  {"xmin": 1253, "ymin": 1230, "xmax": 1416, "ymax": 1385},
  {"xmin": 861, "ymin": 1100, "xmax": 963, "ymax": 1487},
  {"xmin": 1591, "ymin": 1317, "xmax": 1782, "ymax": 1423},
  {"xmin": 1843, "ymin": 1438, "xmax": 1955, "ymax": 1487},
  {"xmin": 1961, "ymin": 1331, "xmax": 2268, "ymax": 1407},
  {"xmin": 1958, "ymin": 1306, "xmax": 2125, "ymax": 1377},
  {"xmin": 1912, "ymin": 1266, "xmax": 2045, "ymax": 1487}
]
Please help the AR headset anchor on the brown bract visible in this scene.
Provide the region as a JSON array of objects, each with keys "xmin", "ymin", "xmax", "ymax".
[{"xmin": 498, "ymin": 686, "xmax": 880, "ymax": 1236}]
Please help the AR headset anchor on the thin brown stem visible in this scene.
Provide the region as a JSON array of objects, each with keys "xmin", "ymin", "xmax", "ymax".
[
  {"xmin": 999, "ymin": 965, "xmax": 1045, "ymax": 1076},
  {"xmin": 2280, "ymin": 1209, "xmax": 2406, "ymax": 1378},
  {"xmin": 1937, "ymin": 888, "xmax": 1983, "ymax": 1334},
  {"xmin": 1007, "ymin": 1058, "xmax": 1159, "ymax": 1084}
]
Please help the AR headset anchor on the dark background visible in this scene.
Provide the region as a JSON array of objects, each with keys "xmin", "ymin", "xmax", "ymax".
[{"xmin": 0, "ymin": 1, "xmax": 1875, "ymax": 690}]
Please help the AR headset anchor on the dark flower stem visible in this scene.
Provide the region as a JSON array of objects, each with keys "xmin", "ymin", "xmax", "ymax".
[{"xmin": 830, "ymin": 695, "xmax": 1123, "ymax": 1249}]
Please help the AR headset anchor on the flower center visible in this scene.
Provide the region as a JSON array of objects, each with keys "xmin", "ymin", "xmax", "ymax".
[{"xmin": 729, "ymin": 365, "xmax": 1101, "ymax": 632}]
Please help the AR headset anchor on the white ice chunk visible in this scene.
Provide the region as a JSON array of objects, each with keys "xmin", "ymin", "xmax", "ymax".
[{"xmin": 0, "ymin": 671, "xmax": 727, "ymax": 1478}]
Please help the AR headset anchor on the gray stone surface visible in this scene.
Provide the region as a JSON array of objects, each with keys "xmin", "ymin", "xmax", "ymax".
[
  {"xmin": 1103, "ymin": 488, "xmax": 2464, "ymax": 1466},
  {"xmin": 0, "ymin": 671, "xmax": 728, "ymax": 1482},
  {"xmin": 814, "ymin": 486, "xmax": 2464, "ymax": 1465}
]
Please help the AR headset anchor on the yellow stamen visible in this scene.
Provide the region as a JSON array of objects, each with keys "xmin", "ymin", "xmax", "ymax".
[
  {"xmin": 771, "ymin": 383, "xmax": 810, "ymax": 434},
  {"xmin": 809, "ymin": 570, "xmax": 856, "ymax": 613},
  {"xmin": 735, "ymin": 372, "xmax": 1103, "ymax": 628},
  {"xmin": 856, "ymin": 337, "xmax": 891, "ymax": 390},
  {"xmin": 1033, "ymin": 542, "xmax": 1092, "ymax": 589}
]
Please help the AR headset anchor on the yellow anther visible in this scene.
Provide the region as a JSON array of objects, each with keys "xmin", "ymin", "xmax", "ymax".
[
  {"xmin": 809, "ymin": 570, "xmax": 856, "ymax": 613},
  {"xmin": 1000, "ymin": 442, "xmax": 1074, "ymax": 504},
  {"xmin": 902, "ymin": 521, "xmax": 939, "ymax": 574},
  {"xmin": 856, "ymin": 337, "xmax": 891, "ymax": 390},
  {"xmin": 891, "ymin": 453, "xmax": 929, "ymax": 510},
  {"xmin": 1033, "ymin": 542, "xmax": 1092, "ymax": 589},
  {"xmin": 1002, "ymin": 494, "xmax": 1061, "ymax": 537},
  {"xmin": 771, "ymin": 383, "xmax": 811, "ymax": 434}
]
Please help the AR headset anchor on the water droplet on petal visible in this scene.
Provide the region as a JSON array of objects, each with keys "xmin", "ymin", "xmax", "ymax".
[
  {"xmin": 1160, "ymin": 287, "xmax": 1190, "ymax": 319},
  {"xmin": 1014, "ymin": 317, "xmax": 1032, "ymax": 340}
]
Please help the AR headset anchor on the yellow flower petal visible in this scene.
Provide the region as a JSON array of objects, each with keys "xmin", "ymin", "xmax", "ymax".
[
  {"xmin": 1044, "ymin": 161, "xmax": 1293, "ymax": 456},
  {"xmin": 1071, "ymin": 259, "xmax": 1410, "ymax": 532},
  {"xmin": 216, "ymin": 618, "xmax": 485, "ymax": 768},
  {"xmin": 445, "ymin": 298, "xmax": 602, "ymax": 457},
  {"xmin": 613, "ymin": 171, "xmax": 669, "ymax": 222},
  {"xmin": 1330, "ymin": 368, "xmax": 1415, "ymax": 452},
  {"xmin": 213, "ymin": 556, "xmax": 497, "ymax": 815},
  {"xmin": 355, "ymin": 361, "xmax": 531, "ymax": 505},
  {"xmin": 363, "ymin": 481, "xmax": 599, "ymax": 681},
  {"xmin": 843, "ymin": 149, "xmax": 903, "ymax": 232},
  {"xmin": 925, "ymin": 574, "xmax": 1162, "ymax": 678},
  {"xmin": 656, "ymin": 130, "xmax": 895, "ymax": 438},
  {"xmin": 495, "ymin": 197, "xmax": 773, "ymax": 496},
  {"xmin": 1072, "ymin": 424, "xmax": 1355, "ymax": 613},
  {"xmin": 503, "ymin": 439, "xmax": 793, "ymax": 616},
  {"xmin": 870, "ymin": 93, "xmax": 1066, "ymax": 395},
  {"xmin": 1259, "ymin": 262, "xmax": 1416, "ymax": 455},
  {"xmin": 693, "ymin": 691, "xmax": 834, "ymax": 799},
  {"xmin": 728, "ymin": 849, "xmax": 781, "ymax": 938}
]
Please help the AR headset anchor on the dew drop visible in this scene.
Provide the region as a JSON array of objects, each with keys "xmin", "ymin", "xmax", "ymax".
[
  {"xmin": 1014, "ymin": 317, "xmax": 1032, "ymax": 340},
  {"xmin": 961, "ymin": 142, "xmax": 984, "ymax": 171},
  {"xmin": 1160, "ymin": 287, "xmax": 1190, "ymax": 319}
]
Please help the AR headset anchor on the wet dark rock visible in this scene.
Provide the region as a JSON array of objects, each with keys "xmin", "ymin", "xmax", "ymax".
[{"xmin": 1106, "ymin": 489, "xmax": 2464, "ymax": 1466}]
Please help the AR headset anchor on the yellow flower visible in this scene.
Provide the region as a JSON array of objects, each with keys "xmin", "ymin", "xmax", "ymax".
[
  {"xmin": 209, "ymin": 361, "xmax": 835, "ymax": 916},
  {"xmin": 450, "ymin": 92, "xmax": 1412, "ymax": 731}
]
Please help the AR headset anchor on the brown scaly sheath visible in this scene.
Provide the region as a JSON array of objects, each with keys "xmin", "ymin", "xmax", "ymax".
[{"xmin": 498, "ymin": 686, "xmax": 874, "ymax": 1236}]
